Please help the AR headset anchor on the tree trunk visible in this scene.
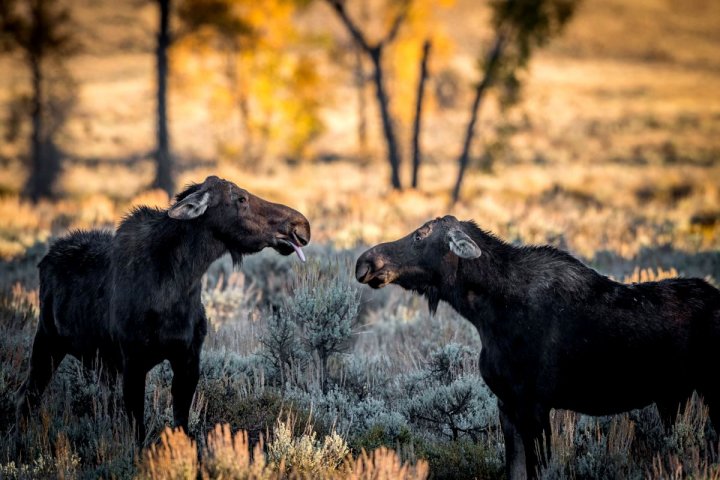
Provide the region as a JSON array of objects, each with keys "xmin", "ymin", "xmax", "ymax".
[
  {"xmin": 320, "ymin": 350, "xmax": 328, "ymax": 395},
  {"xmin": 153, "ymin": 0, "xmax": 174, "ymax": 196},
  {"xmin": 25, "ymin": 53, "xmax": 48, "ymax": 202},
  {"xmin": 369, "ymin": 46, "xmax": 402, "ymax": 190},
  {"xmin": 451, "ymin": 33, "xmax": 506, "ymax": 204},
  {"xmin": 24, "ymin": 0, "xmax": 59, "ymax": 202},
  {"xmin": 237, "ymin": 92, "xmax": 255, "ymax": 161},
  {"xmin": 354, "ymin": 46, "xmax": 367, "ymax": 150},
  {"xmin": 324, "ymin": 0, "xmax": 408, "ymax": 189},
  {"xmin": 411, "ymin": 39, "xmax": 431, "ymax": 189}
]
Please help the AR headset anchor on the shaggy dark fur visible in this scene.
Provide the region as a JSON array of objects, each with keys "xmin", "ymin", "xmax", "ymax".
[
  {"xmin": 356, "ymin": 215, "xmax": 720, "ymax": 479},
  {"xmin": 16, "ymin": 176, "xmax": 310, "ymax": 443}
]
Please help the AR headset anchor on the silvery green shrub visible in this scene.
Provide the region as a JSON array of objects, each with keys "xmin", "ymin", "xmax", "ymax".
[
  {"xmin": 403, "ymin": 374, "xmax": 497, "ymax": 442},
  {"xmin": 259, "ymin": 311, "xmax": 306, "ymax": 385},
  {"xmin": 279, "ymin": 259, "xmax": 360, "ymax": 393},
  {"xmin": 335, "ymin": 354, "xmax": 393, "ymax": 400},
  {"xmin": 400, "ymin": 344, "xmax": 497, "ymax": 442}
]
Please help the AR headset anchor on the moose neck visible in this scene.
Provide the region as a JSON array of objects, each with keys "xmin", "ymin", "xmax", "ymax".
[
  {"xmin": 167, "ymin": 221, "xmax": 227, "ymax": 289},
  {"xmin": 441, "ymin": 229, "xmax": 603, "ymax": 329},
  {"xmin": 437, "ymin": 229, "xmax": 537, "ymax": 322},
  {"xmin": 456, "ymin": 238, "xmax": 518, "ymax": 301},
  {"xmin": 115, "ymin": 208, "xmax": 229, "ymax": 294}
]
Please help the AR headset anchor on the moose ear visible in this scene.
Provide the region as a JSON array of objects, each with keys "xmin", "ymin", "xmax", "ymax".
[
  {"xmin": 448, "ymin": 229, "xmax": 482, "ymax": 259},
  {"xmin": 168, "ymin": 191, "xmax": 210, "ymax": 220}
]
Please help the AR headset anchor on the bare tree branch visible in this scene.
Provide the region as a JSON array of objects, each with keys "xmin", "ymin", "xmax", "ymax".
[
  {"xmin": 381, "ymin": 0, "xmax": 411, "ymax": 47},
  {"xmin": 326, "ymin": 0, "xmax": 411, "ymax": 51},
  {"xmin": 451, "ymin": 29, "xmax": 508, "ymax": 203},
  {"xmin": 325, "ymin": 0, "xmax": 371, "ymax": 53},
  {"xmin": 411, "ymin": 39, "xmax": 431, "ymax": 188},
  {"xmin": 324, "ymin": 0, "xmax": 412, "ymax": 189}
]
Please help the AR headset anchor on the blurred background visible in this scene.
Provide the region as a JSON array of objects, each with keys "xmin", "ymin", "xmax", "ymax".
[{"xmin": 0, "ymin": 0, "xmax": 719, "ymax": 258}]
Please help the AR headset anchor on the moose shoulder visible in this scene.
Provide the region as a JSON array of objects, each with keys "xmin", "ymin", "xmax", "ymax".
[
  {"xmin": 16, "ymin": 176, "xmax": 310, "ymax": 444},
  {"xmin": 355, "ymin": 215, "xmax": 720, "ymax": 479}
]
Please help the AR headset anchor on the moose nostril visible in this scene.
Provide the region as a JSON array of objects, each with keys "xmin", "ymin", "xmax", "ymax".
[
  {"xmin": 355, "ymin": 262, "xmax": 371, "ymax": 282},
  {"xmin": 289, "ymin": 218, "xmax": 310, "ymax": 245},
  {"xmin": 292, "ymin": 226, "xmax": 310, "ymax": 246},
  {"xmin": 355, "ymin": 255, "xmax": 384, "ymax": 283},
  {"xmin": 372, "ymin": 257, "xmax": 385, "ymax": 271}
]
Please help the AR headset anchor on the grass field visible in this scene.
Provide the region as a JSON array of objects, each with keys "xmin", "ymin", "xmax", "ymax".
[{"xmin": 0, "ymin": 0, "xmax": 719, "ymax": 477}]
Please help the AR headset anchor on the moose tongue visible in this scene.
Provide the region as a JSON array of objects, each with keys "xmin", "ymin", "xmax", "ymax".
[{"xmin": 289, "ymin": 241, "xmax": 306, "ymax": 262}]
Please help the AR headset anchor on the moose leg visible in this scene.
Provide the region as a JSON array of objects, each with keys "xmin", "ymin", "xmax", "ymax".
[
  {"xmin": 122, "ymin": 356, "xmax": 149, "ymax": 445},
  {"xmin": 538, "ymin": 410, "xmax": 552, "ymax": 462},
  {"xmin": 518, "ymin": 406, "xmax": 551, "ymax": 479},
  {"xmin": 499, "ymin": 401, "xmax": 528, "ymax": 480},
  {"xmin": 15, "ymin": 326, "xmax": 67, "ymax": 426},
  {"xmin": 169, "ymin": 349, "xmax": 201, "ymax": 434}
]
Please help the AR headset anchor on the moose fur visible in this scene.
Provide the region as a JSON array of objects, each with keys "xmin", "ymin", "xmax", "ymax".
[
  {"xmin": 356, "ymin": 215, "xmax": 720, "ymax": 479},
  {"xmin": 16, "ymin": 176, "xmax": 310, "ymax": 443}
]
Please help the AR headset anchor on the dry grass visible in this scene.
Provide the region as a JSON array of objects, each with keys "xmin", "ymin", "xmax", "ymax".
[
  {"xmin": 540, "ymin": 395, "xmax": 720, "ymax": 480},
  {"xmin": 623, "ymin": 267, "xmax": 680, "ymax": 284},
  {"xmin": 136, "ymin": 424, "xmax": 428, "ymax": 480},
  {"xmin": 1, "ymin": 158, "xmax": 718, "ymax": 260},
  {"xmin": 137, "ymin": 428, "xmax": 199, "ymax": 480},
  {"xmin": 651, "ymin": 454, "xmax": 720, "ymax": 480},
  {"xmin": 345, "ymin": 448, "xmax": 429, "ymax": 480},
  {"xmin": 202, "ymin": 424, "xmax": 273, "ymax": 480}
]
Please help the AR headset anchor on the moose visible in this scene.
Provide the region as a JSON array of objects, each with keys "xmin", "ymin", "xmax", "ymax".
[
  {"xmin": 16, "ymin": 176, "xmax": 310, "ymax": 443},
  {"xmin": 355, "ymin": 215, "xmax": 720, "ymax": 479}
]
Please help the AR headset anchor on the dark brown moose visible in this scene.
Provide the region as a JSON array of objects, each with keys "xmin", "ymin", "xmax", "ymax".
[
  {"xmin": 16, "ymin": 176, "xmax": 310, "ymax": 443},
  {"xmin": 355, "ymin": 215, "xmax": 720, "ymax": 479}
]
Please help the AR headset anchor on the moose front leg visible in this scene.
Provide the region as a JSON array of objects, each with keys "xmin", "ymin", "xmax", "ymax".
[
  {"xmin": 519, "ymin": 406, "xmax": 552, "ymax": 479},
  {"xmin": 499, "ymin": 400, "xmax": 552, "ymax": 480},
  {"xmin": 16, "ymin": 328, "xmax": 67, "ymax": 427},
  {"xmin": 170, "ymin": 349, "xmax": 201, "ymax": 434},
  {"xmin": 499, "ymin": 400, "xmax": 528, "ymax": 480}
]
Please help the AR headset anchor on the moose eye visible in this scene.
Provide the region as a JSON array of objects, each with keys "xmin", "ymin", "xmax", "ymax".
[
  {"xmin": 413, "ymin": 231, "xmax": 423, "ymax": 242},
  {"xmin": 238, "ymin": 197, "xmax": 247, "ymax": 204}
]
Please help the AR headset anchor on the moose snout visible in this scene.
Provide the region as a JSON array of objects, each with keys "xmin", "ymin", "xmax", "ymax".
[
  {"xmin": 355, "ymin": 250, "xmax": 384, "ymax": 283},
  {"xmin": 355, "ymin": 261, "xmax": 371, "ymax": 283},
  {"xmin": 283, "ymin": 210, "xmax": 311, "ymax": 246},
  {"xmin": 291, "ymin": 217, "xmax": 311, "ymax": 246}
]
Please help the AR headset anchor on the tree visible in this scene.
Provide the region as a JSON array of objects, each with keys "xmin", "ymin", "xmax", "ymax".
[
  {"xmin": 410, "ymin": 39, "xmax": 431, "ymax": 188},
  {"xmin": 0, "ymin": 0, "xmax": 79, "ymax": 202},
  {"xmin": 175, "ymin": 0, "xmax": 325, "ymax": 166},
  {"xmin": 153, "ymin": 0, "xmax": 256, "ymax": 193},
  {"xmin": 152, "ymin": 0, "xmax": 174, "ymax": 196},
  {"xmin": 353, "ymin": 42, "xmax": 369, "ymax": 150},
  {"xmin": 451, "ymin": 0, "xmax": 579, "ymax": 203},
  {"xmin": 451, "ymin": 32, "xmax": 505, "ymax": 204},
  {"xmin": 325, "ymin": 0, "xmax": 412, "ymax": 190}
]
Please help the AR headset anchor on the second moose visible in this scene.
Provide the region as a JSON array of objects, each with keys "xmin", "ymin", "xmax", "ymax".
[{"xmin": 356, "ymin": 215, "xmax": 720, "ymax": 479}]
